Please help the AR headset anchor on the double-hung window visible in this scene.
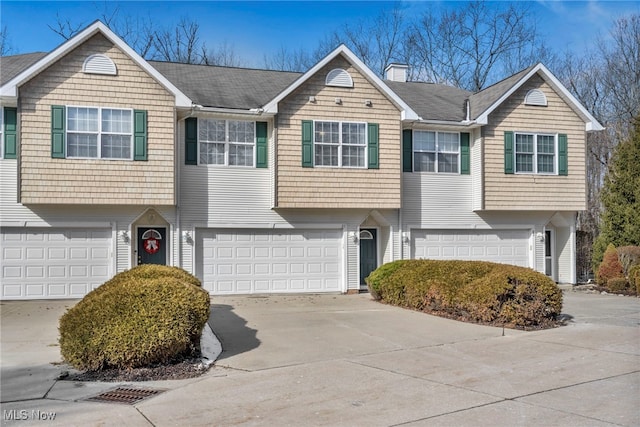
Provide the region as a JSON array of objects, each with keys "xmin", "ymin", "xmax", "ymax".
[
  {"xmin": 67, "ymin": 107, "xmax": 133, "ymax": 159},
  {"xmin": 413, "ymin": 131, "xmax": 460, "ymax": 173},
  {"xmin": 314, "ymin": 121, "xmax": 366, "ymax": 167},
  {"xmin": 199, "ymin": 119, "xmax": 255, "ymax": 166},
  {"xmin": 515, "ymin": 133, "xmax": 556, "ymax": 174}
]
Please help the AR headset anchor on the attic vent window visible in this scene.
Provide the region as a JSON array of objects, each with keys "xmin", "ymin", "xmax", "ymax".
[
  {"xmin": 83, "ymin": 54, "xmax": 117, "ymax": 76},
  {"xmin": 525, "ymin": 89, "xmax": 547, "ymax": 106},
  {"xmin": 326, "ymin": 68, "xmax": 353, "ymax": 88}
]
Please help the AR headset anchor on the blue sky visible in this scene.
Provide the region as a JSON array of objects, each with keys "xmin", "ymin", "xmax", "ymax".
[{"xmin": 2, "ymin": 1, "xmax": 639, "ymax": 66}]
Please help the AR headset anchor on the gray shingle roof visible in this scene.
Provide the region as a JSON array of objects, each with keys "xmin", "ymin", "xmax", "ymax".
[
  {"xmin": 149, "ymin": 61, "xmax": 302, "ymax": 110},
  {"xmin": 385, "ymin": 81, "xmax": 471, "ymax": 122},
  {"xmin": 0, "ymin": 52, "xmax": 47, "ymax": 86},
  {"xmin": 468, "ymin": 65, "xmax": 536, "ymax": 120}
]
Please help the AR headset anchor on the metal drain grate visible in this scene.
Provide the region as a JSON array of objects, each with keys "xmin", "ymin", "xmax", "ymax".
[{"xmin": 85, "ymin": 387, "xmax": 165, "ymax": 405}]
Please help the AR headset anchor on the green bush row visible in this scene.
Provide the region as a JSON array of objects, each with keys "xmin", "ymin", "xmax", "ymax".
[
  {"xmin": 367, "ymin": 260, "xmax": 562, "ymax": 328},
  {"xmin": 59, "ymin": 265, "xmax": 210, "ymax": 371}
]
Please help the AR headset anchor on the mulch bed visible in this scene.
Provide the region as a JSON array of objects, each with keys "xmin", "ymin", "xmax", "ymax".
[{"xmin": 65, "ymin": 356, "xmax": 212, "ymax": 382}]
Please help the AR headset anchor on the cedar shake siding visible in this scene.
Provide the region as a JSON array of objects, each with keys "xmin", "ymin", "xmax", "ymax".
[
  {"xmin": 276, "ymin": 56, "xmax": 402, "ymax": 209},
  {"xmin": 19, "ymin": 34, "xmax": 176, "ymax": 205},
  {"xmin": 483, "ymin": 75, "xmax": 587, "ymax": 211}
]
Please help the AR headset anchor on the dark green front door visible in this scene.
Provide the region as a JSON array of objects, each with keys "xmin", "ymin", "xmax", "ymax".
[
  {"xmin": 137, "ymin": 227, "xmax": 167, "ymax": 265},
  {"xmin": 359, "ymin": 228, "xmax": 377, "ymax": 287}
]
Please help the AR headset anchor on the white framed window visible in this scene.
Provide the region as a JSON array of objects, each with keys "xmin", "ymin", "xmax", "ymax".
[
  {"xmin": 413, "ymin": 131, "xmax": 460, "ymax": 173},
  {"xmin": 0, "ymin": 108, "xmax": 3, "ymax": 159},
  {"xmin": 314, "ymin": 120, "xmax": 366, "ymax": 168},
  {"xmin": 515, "ymin": 133, "xmax": 556, "ymax": 174},
  {"xmin": 66, "ymin": 106, "xmax": 132, "ymax": 159},
  {"xmin": 199, "ymin": 119, "xmax": 255, "ymax": 166}
]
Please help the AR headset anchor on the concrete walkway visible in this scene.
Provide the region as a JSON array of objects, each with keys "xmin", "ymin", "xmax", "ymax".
[{"xmin": 1, "ymin": 291, "xmax": 638, "ymax": 426}]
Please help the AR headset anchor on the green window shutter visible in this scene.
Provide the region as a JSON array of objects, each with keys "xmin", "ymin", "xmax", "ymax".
[
  {"xmin": 367, "ymin": 123, "xmax": 379, "ymax": 169},
  {"xmin": 460, "ymin": 132, "xmax": 470, "ymax": 175},
  {"xmin": 133, "ymin": 110, "xmax": 147, "ymax": 161},
  {"xmin": 3, "ymin": 107, "xmax": 17, "ymax": 159},
  {"xmin": 504, "ymin": 131, "xmax": 514, "ymax": 174},
  {"xmin": 301, "ymin": 120, "xmax": 313, "ymax": 168},
  {"xmin": 51, "ymin": 105, "xmax": 65, "ymax": 158},
  {"xmin": 402, "ymin": 129, "xmax": 412, "ymax": 172},
  {"xmin": 558, "ymin": 133, "xmax": 568, "ymax": 176},
  {"xmin": 185, "ymin": 117, "xmax": 198, "ymax": 165},
  {"xmin": 256, "ymin": 121, "xmax": 268, "ymax": 168}
]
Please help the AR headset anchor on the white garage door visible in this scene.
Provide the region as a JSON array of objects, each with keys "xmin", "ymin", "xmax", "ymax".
[
  {"xmin": 412, "ymin": 229, "xmax": 530, "ymax": 267},
  {"xmin": 1, "ymin": 228, "xmax": 112, "ymax": 300},
  {"xmin": 198, "ymin": 229, "xmax": 342, "ymax": 294}
]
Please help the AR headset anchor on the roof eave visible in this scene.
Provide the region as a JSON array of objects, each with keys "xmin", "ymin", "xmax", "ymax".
[{"xmin": 1, "ymin": 21, "xmax": 192, "ymax": 108}]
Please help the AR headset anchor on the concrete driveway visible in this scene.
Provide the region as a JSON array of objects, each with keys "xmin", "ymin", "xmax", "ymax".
[{"xmin": 1, "ymin": 291, "xmax": 638, "ymax": 426}]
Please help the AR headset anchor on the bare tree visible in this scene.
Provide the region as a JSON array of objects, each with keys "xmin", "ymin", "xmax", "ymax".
[
  {"xmin": 410, "ymin": 1, "xmax": 541, "ymax": 90},
  {"xmin": 48, "ymin": 12, "xmax": 85, "ymax": 40},
  {"xmin": 0, "ymin": 25, "xmax": 14, "ymax": 55},
  {"xmin": 151, "ymin": 18, "xmax": 203, "ymax": 64},
  {"xmin": 264, "ymin": 45, "xmax": 314, "ymax": 72},
  {"xmin": 550, "ymin": 14, "xmax": 640, "ymax": 278},
  {"xmin": 46, "ymin": 4, "xmax": 242, "ymax": 65},
  {"xmin": 599, "ymin": 15, "xmax": 640, "ymax": 130},
  {"xmin": 263, "ymin": 5, "xmax": 409, "ymax": 77},
  {"xmin": 202, "ymin": 40, "xmax": 244, "ymax": 67}
]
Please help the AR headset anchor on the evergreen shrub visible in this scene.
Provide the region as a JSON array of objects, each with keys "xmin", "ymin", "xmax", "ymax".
[
  {"xmin": 59, "ymin": 266, "xmax": 210, "ymax": 371},
  {"xmin": 366, "ymin": 260, "xmax": 562, "ymax": 328},
  {"xmin": 630, "ymin": 265, "xmax": 640, "ymax": 295},
  {"xmin": 596, "ymin": 244, "xmax": 625, "ymax": 286}
]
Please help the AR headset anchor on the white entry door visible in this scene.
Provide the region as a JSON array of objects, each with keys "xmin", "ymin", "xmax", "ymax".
[{"xmin": 197, "ymin": 228, "xmax": 343, "ymax": 294}]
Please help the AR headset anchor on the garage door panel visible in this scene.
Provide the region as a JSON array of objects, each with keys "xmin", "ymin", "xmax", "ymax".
[
  {"xmin": 1, "ymin": 228, "xmax": 112, "ymax": 300},
  {"xmin": 198, "ymin": 228, "xmax": 342, "ymax": 294},
  {"xmin": 412, "ymin": 229, "xmax": 530, "ymax": 267}
]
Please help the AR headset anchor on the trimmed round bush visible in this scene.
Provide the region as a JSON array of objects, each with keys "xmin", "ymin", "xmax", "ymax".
[
  {"xmin": 59, "ymin": 267, "xmax": 210, "ymax": 371},
  {"xmin": 607, "ymin": 277, "xmax": 630, "ymax": 293},
  {"xmin": 366, "ymin": 260, "xmax": 562, "ymax": 328}
]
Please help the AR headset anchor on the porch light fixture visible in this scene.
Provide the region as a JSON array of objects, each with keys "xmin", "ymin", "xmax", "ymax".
[
  {"xmin": 364, "ymin": 99, "xmax": 372, "ymax": 107},
  {"xmin": 309, "ymin": 96, "xmax": 316, "ymax": 103},
  {"xmin": 348, "ymin": 231, "xmax": 358, "ymax": 243},
  {"xmin": 536, "ymin": 232, "xmax": 545, "ymax": 242},
  {"xmin": 121, "ymin": 230, "xmax": 130, "ymax": 243},
  {"xmin": 402, "ymin": 232, "xmax": 410, "ymax": 244},
  {"xmin": 335, "ymin": 97, "xmax": 342, "ymax": 105},
  {"xmin": 183, "ymin": 231, "xmax": 193, "ymax": 245}
]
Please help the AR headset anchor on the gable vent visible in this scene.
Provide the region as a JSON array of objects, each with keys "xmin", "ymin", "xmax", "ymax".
[
  {"xmin": 83, "ymin": 54, "xmax": 117, "ymax": 76},
  {"xmin": 326, "ymin": 68, "xmax": 353, "ymax": 88},
  {"xmin": 524, "ymin": 89, "xmax": 547, "ymax": 106}
]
